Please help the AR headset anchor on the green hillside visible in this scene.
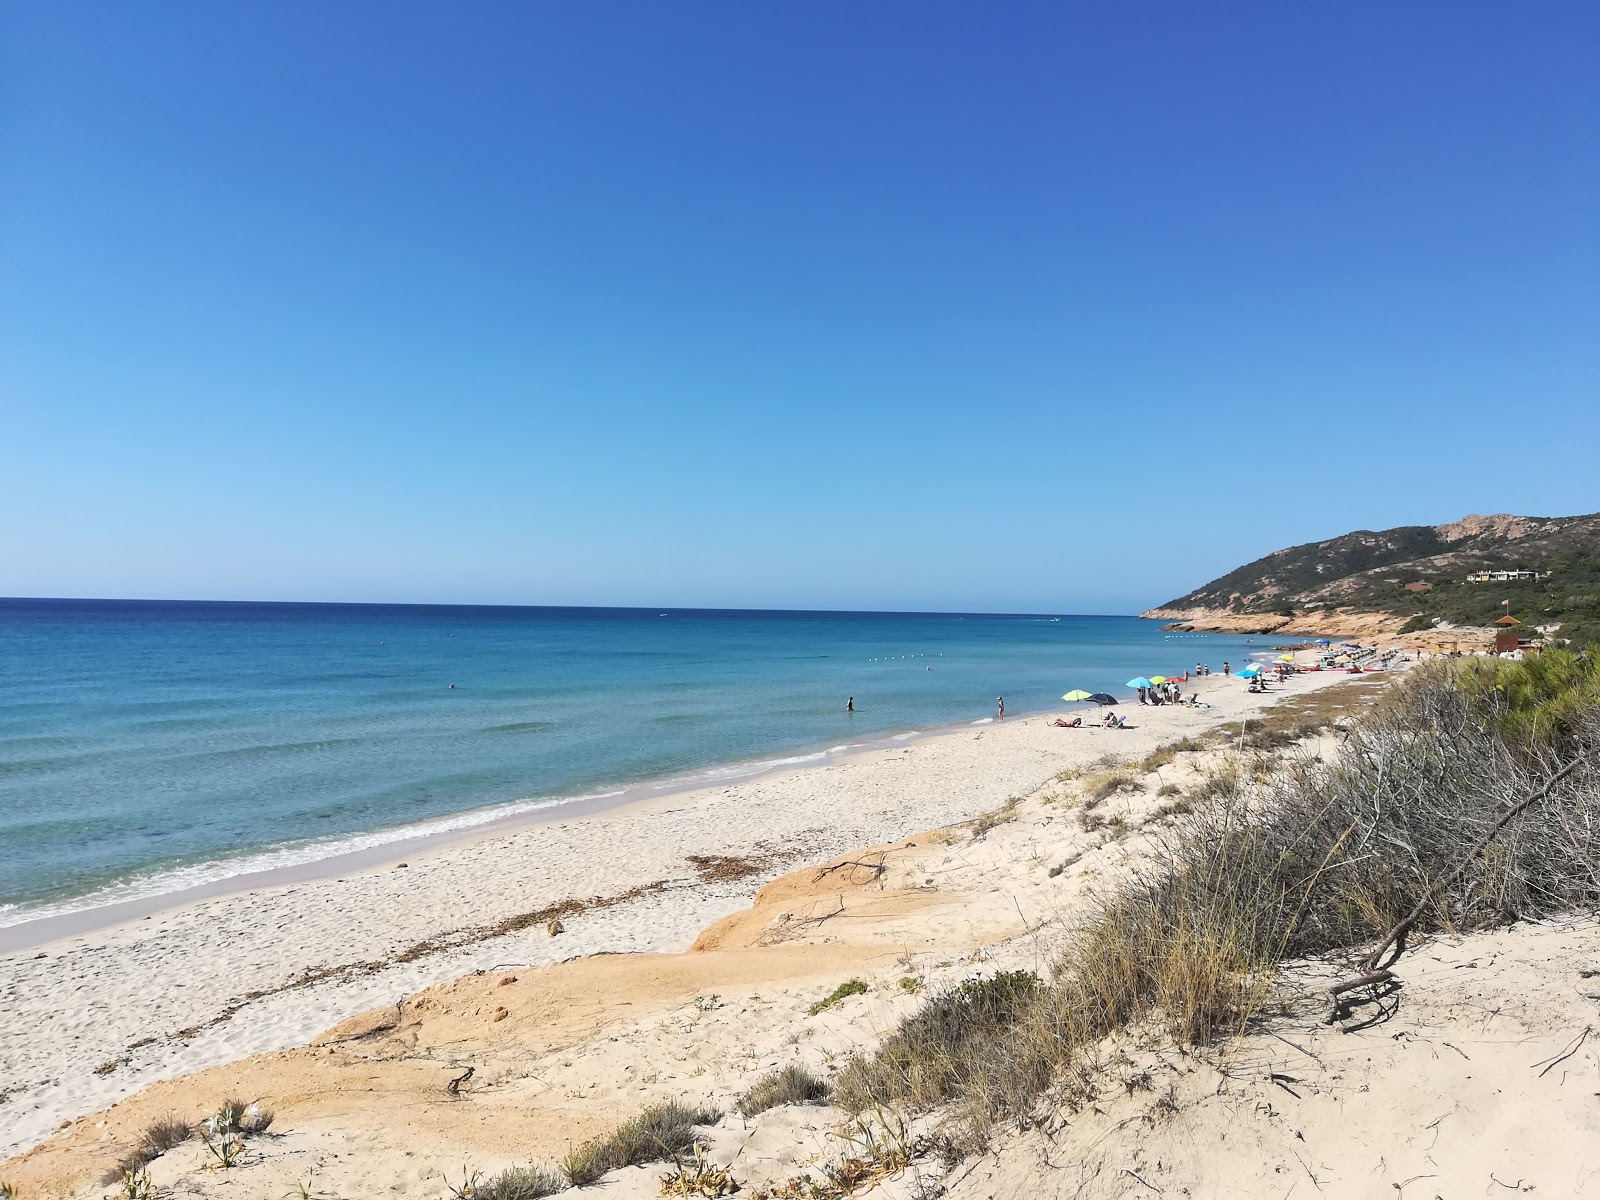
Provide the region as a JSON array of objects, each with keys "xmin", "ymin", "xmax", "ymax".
[{"xmin": 1152, "ymin": 513, "xmax": 1600, "ymax": 648}]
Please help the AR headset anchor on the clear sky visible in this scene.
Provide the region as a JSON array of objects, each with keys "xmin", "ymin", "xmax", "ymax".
[{"xmin": 3, "ymin": 3, "xmax": 1596, "ymax": 614}]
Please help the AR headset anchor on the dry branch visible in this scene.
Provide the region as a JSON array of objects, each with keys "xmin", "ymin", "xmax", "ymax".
[{"xmin": 1325, "ymin": 755, "xmax": 1589, "ymax": 1023}]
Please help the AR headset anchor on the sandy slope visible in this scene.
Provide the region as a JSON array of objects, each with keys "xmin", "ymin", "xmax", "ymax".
[{"xmin": 936, "ymin": 917, "xmax": 1600, "ymax": 1199}]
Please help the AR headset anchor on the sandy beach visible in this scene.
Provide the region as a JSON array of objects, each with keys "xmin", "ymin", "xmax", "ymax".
[
  {"xmin": 5, "ymin": 657, "xmax": 1596, "ymax": 1200},
  {"xmin": 0, "ymin": 666, "xmax": 1344, "ymax": 1162}
]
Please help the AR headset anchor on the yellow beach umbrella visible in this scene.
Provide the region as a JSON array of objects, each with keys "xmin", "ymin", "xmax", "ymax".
[
  {"xmin": 1276, "ymin": 654, "xmax": 1294, "ymax": 662},
  {"xmin": 1061, "ymin": 690, "xmax": 1093, "ymax": 702},
  {"xmin": 1149, "ymin": 675, "xmax": 1168, "ymax": 684}
]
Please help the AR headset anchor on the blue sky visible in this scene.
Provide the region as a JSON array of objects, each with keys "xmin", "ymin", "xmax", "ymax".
[{"xmin": 3, "ymin": 3, "xmax": 1596, "ymax": 613}]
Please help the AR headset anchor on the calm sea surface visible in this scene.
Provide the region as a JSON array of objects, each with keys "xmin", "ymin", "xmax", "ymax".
[{"xmin": 0, "ymin": 600, "xmax": 1276, "ymax": 924}]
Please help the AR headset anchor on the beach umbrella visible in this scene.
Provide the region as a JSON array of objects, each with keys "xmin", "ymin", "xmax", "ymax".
[
  {"xmin": 1276, "ymin": 654, "xmax": 1294, "ymax": 662},
  {"xmin": 1149, "ymin": 675, "xmax": 1168, "ymax": 684},
  {"xmin": 1317, "ymin": 639, "xmax": 1331, "ymax": 645},
  {"xmin": 1061, "ymin": 690, "xmax": 1093, "ymax": 702},
  {"xmin": 1126, "ymin": 677, "xmax": 1153, "ymax": 689},
  {"xmin": 1088, "ymin": 693, "xmax": 1118, "ymax": 705},
  {"xmin": 1237, "ymin": 665, "xmax": 1262, "ymax": 677}
]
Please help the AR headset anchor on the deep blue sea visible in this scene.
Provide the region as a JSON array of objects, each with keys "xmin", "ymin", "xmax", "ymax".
[{"xmin": 0, "ymin": 599, "xmax": 1277, "ymax": 925}]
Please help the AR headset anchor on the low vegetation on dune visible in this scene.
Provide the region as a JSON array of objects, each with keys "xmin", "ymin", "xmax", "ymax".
[
  {"xmin": 835, "ymin": 654, "xmax": 1600, "ymax": 1145},
  {"xmin": 560, "ymin": 1101, "xmax": 721, "ymax": 1187},
  {"xmin": 738, "ymin": 1064, "xmax": 831, "ymax": 1117},
  {"xmin": 474, "ymin": 1164, "xmax": 567, "ymax": 1199}
]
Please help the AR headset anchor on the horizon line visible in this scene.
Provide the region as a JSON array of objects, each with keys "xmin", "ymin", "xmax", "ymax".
[{"xmin": 0, "ymin": 594, "xmax": 1145, "ymax": 621}]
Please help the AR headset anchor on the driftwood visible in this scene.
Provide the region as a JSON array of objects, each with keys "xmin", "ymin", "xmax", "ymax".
[
  {"xmin": 814, "ymin": 857, "xmax": 887, "ymax": 882},
  {"xmin": 445, "ymin": 1065, "xmax": 474, "ymax": 1095},
  {"xmin": 1325, "ymin": 755, "xmax": 1588, "ymax": 1024}
]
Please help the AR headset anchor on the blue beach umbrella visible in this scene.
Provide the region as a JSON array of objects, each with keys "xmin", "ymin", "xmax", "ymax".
[
  {"xmin": 1126, "ymin": 677, "xmax": 1154, "ymax": 689},
  {"xmin": 1237, "ymin": 665, "xmax": 1263, "ymax": 678}
]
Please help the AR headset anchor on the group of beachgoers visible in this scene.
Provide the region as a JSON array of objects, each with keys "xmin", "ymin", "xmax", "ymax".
[
  {"xmin": 1138, "ymin": 680, "xmax": 1184, "ymax": 706},
  {"xmin": 1048, "ymin": 710, "xmax": 1129, "ymax": 729}
]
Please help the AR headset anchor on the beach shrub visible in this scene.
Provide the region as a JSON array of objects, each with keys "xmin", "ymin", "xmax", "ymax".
[
  {"xmin": 808, "ymin": 979, "xmax": 867, "ymax": 1016},
  {"xmin": 560, "ymin": 1101, "xmax": 720, "ymax": 1186},
  {"xmin": 737, "ymin": 1064, "xmax": 831, "ymax": 1116},
  {"xmin": 477, "ymin": 1164, "xmax": 566, "ymax": 1199}
]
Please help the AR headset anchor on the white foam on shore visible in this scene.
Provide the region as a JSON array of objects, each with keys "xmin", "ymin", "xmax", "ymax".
[{"xmin": 0, "ymin": 789, "xmax": 612, "ymax": 930}]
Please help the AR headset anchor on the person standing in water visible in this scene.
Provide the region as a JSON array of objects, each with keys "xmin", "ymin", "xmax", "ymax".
[
  {"xmin": 846, "ymin": 696, "xmax": 854, "ymax": 713},
  {"xmin": 996, "ymin": 696, "xmax": 1005, "ymax": 719}
]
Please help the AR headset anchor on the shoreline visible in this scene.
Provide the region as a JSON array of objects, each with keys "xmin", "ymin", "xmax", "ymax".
[
  {"xmin": 0, "ymin": 624, "xmax": 1279, "ymax": 950},
  {"xmin": 0, "ymin": 708, "xmax": 1029, "ymax": 954}
]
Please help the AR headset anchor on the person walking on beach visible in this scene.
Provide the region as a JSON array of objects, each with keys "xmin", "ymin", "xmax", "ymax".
[
  {"xmin": 1137, "ymin": 686, "xmax": 1148, "ymax": 705},
  {"xmin": 996, "ymin": 696, "xmax": 1005, "ymax": 719},
  {"xmin": 1223, "ymin": 661, "xmax": 1231, "ymax": 676},
  {"xmin": 846, "ymin": 696, "xmax": 854, "ymax": 713}
]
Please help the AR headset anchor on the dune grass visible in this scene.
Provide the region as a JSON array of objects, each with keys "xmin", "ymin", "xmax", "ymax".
[
  {"xmin": 560, "ymin": 1101, "xmax": 720, "ymax": 1187},
  {"xmin": 737, "ymin": 1064, "xmax": 831, "ymax": 1116},
  {"xmin": 477, "ymin": 1164, "xmax": 566, "ymax": 1199}
]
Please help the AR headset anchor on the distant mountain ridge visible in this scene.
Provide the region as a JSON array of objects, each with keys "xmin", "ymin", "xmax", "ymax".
[{"xmin": 1142, "ymin": 512, "xmax": 1600, "ymax": 647}]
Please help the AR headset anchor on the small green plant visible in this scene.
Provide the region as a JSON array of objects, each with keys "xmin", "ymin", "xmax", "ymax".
[
  {"xmin": 443, "ymin": 1166, "xmax": 483, "ymax": 1199},
  {"xmin": 808, "ymin": 979, "xmax": 867, "ymax": 1016},
  {"xmin": 737, "ymin": 1064, "xmax": 831, "ymax": 1116},
  {"xmin": 117, "ymin": 1169, "xmax": 157, "ymax": 1200},
  {"xmin": 692, "ymin": 994, "xmax": 721, "ymax": 1013},
  {"xmin": 897, "ymin": 975, "xmax": 922, "ymax": 994},
  {"xmin": 283, "ymin": 1181, "xmax": 341, "ymax": 1200},
  {"xmin": 1, "ymin": 1182, "xmax": 18, "ymax": 1200}
]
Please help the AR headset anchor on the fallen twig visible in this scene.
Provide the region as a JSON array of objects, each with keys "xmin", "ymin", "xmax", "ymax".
[
  {"xmin": 1119, "ymin": 1167, "xmax": 1162, "ymax": 1193},
  {"xmin": 445, "ymin": 1066, "xmax": 474, "ymax": 1096},
  {"xmin": 1531, "ymin": 1026, "xmax": 1591, "ymax": 1078},
  {"xmin": 814, "ymin": 857, "xmax": 886, "ymax": 882}
]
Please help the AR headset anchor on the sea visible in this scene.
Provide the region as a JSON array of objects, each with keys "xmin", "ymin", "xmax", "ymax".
[{"xmin": 0, "ymin": 599, "xmax": 1278, "ymax": 928}]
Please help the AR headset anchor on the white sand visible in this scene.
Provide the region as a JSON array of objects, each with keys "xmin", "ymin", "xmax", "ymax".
[{"xmin": 0, "ymin": 666, "xmax": 1357, "ymax": 1160}]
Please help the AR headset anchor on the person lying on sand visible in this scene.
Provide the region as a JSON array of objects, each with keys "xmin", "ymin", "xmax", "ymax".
[{"xmin": 1048, "ymin": 716, "xmax": 1083, "ymax": 728}]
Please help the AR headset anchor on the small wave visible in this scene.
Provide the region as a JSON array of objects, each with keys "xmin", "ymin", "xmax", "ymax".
[
  {"xmin": 484, "ymin": 721, "xmax": 556, "ymax": 734},
  {"xmin": 206, "ymin": 737, "xmax": 362, "ymax": 761},
  {"xmin": 891, "ymin": 731, "xmax": 921, "ymax": 741},
  {"xmin": 970, "ymin": 717, "xmax": 994, "ymax": 725}
]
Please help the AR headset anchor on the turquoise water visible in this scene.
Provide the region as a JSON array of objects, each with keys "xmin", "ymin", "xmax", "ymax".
[{"xmin": 0, "ymin": 599, "xmax": 1273, "ymax": 923}]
